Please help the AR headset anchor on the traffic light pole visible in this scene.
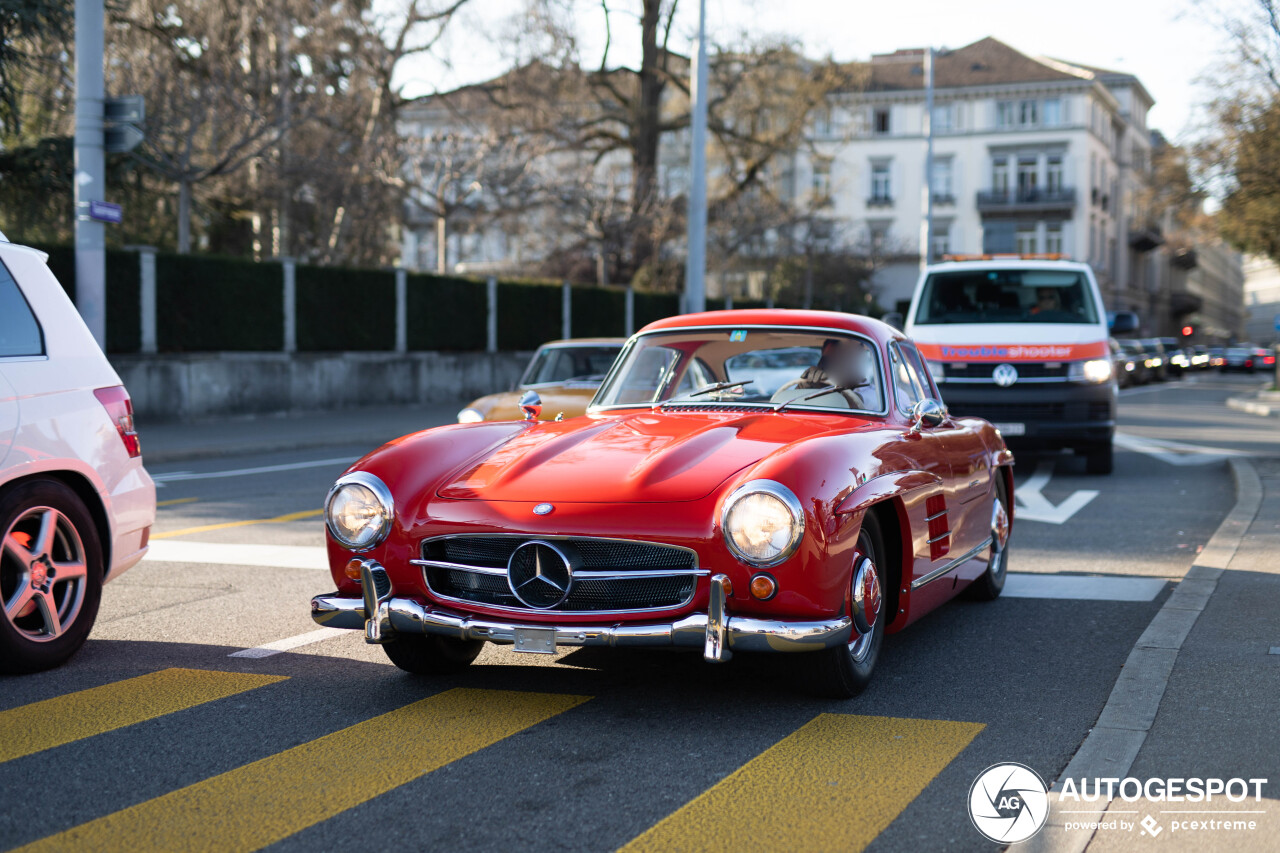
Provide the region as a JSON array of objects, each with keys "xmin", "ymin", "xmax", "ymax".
[{"xmin": 74, "ymin": 0, "xmax": 106, "ymax": 348}]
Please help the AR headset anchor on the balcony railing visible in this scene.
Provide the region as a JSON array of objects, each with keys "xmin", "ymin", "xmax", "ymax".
[{"xmin": 976, "ymin": 187, "xmax": 1077, "ymax": 213}]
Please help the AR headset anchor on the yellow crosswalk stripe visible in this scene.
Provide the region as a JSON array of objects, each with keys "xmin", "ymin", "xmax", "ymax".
[
  {"xmin": 151, "ymin": 508, "xmax": 323, "ymax": 540},
  {"xmin": 621, "ymin": 713, "xmax": 984, "ymax": 853},
  {"xmin": 16, "ymin": 687, "xmax": 589, "ymax": 853},
  {"xmin": 0, "ymin": 668, "xmax": 287, "ymax": 764}
]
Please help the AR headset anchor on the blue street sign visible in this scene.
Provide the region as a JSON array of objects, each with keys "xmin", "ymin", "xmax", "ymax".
[
  {"xmin": 1273, "ymin": 313, "xmax": 1280, "ymax": 332},
  {"xmin": 88, "ymin": 200, "xmax": 123, "ymax": 224}
]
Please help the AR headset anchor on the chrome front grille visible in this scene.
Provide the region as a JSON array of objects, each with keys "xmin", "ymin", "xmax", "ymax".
[{"xmin": 415, "ymin": 535, "xmax": 704, "ymax": 614}]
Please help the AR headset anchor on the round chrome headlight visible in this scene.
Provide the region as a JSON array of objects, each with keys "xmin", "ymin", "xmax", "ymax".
[
  {"xmin": 457, "ymin": 407, "xmax": 485, "ymax": 424},
  {"xmin": 325, "ymin": 472, "xmax": 393, "ymax": 551},
  {"xmin": 721, "ymin": 480, "xmax": 804, "ymax": 567}
]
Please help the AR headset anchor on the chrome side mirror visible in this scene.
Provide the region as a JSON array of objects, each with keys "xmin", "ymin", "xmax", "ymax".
[
  {"xmin": 518, "ymin": 390, "xmax": 543, "ymax": 421},
  {"xmin": 908, "ymin": 398, "xmax": 946, "ymax": 434}
]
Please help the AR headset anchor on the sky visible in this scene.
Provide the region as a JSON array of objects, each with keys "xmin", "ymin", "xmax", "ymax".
[{"xmin": 393, "ymin": 0, "xmax": 1255, "ymax": 142}]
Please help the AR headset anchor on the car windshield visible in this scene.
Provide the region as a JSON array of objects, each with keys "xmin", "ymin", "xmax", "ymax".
[
  {"xmin": 521, "ymin": 345, "xmax": 622, "ymax": 385},
  {"xmin": 915, "ymin": 268, "xmax": 1100, "ymax": 325},
  {"xmin": 592, "ymin": 328, "xmax": 886, "ymax": 414}
]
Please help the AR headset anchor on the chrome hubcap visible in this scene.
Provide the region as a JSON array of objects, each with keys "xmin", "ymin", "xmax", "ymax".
[
  {"xmin": 848, "ymin": 555, "xmax": 881, "ymax": 663},
  {"xmin": 989, "ymin": 496, "xmax": 1010, "ymax": 578},
  {"xmin": 1, "ymin": 507, "xmax": 88, "ymax": 642}
]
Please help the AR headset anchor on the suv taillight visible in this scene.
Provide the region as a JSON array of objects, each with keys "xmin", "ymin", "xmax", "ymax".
[{"xmin": 94, "ymin": 386, "xmax": 141, "ymax": 458}]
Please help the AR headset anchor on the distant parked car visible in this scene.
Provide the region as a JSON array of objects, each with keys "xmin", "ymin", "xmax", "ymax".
[
  {"xmin": 1138, "ymin": 339, "xmax": 1169, "ymax": 382},
  {"xmin": 1157, "ymin": 337, "xmax": 1190, "ymax": 378},
  {"xmin": 457, "ymin": 338, "xmax": 625, "ymax": 423},
  {"xmin": 1188, "ymin": 345, "xmax": 1211, "ymax": 370},
  {"xmin": 1, "ymin": 238, "xmax": 156, "ymax": 673},
  {"xmin": 1208, "ymin": 346, "xmax": 1227, "ymax": 368},
  {"xmin": 1222, "ymin": 345, "xmax": 1258, "ymax": 373},
  {"xmin": 1252, "ymin": 346, "xmax": 1276, "ymax": 372},
  {"xmin": 1117, "ymin": 339, "xmax": 1150, "ymax": 385}
]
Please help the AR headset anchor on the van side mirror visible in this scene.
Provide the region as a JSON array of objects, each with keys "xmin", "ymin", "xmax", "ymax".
[
  {"xmin": 1109, "ymin": 311, "xmax": 1140, "ymax": 335},
  {"xmin": 882, "ymin": 312, "xmax": 905, "ymax": 331}
]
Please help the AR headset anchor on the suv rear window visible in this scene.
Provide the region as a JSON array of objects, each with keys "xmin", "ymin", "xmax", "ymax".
[
  {"xmin": 916, "ymin": 269, "xmax": 1099, "ymax": 325},
  {"xmin": 0, "ymin": 260, "xmax": 43, "ymax": 357}
]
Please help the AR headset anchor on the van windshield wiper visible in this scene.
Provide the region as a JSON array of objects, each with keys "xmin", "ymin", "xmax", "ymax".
[{"xmin": 773, "ymin": 382, "xmax": 868, "ymax": 413}]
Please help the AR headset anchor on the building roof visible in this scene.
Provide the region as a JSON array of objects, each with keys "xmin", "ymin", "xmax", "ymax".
[{"xmin": 857, "ymin": 37, "xmax": 1094, "ymax": 92}]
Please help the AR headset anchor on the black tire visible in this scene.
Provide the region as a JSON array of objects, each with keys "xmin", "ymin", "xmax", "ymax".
[
  {"xmin": 0, "ymin": 479, "xmax": 104, "ymax": 674},
  {"xmin": 382, "ymin": 634, "xmax": 485, "ymax": 674},
  {"xmin": 799, "ymin": 512, "xmax": 886, "ymax": 699},
  {"xmin": 1085, "ymin": 442, "xmax": 1114, "ymax": 475},
  {"xmin": 967, "ymin": 474, "xmax": 1011, "ymax": 601}
]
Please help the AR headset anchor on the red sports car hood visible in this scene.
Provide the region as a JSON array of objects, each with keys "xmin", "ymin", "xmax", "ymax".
[{"xmin": 436, "ymin": 411, "xmax": 855, "ymax": 503}]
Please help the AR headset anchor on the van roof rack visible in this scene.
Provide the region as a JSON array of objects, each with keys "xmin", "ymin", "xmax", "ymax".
[{"xmin": 940, "ymin": 253, "xmax": 1072, "ymax": 262}]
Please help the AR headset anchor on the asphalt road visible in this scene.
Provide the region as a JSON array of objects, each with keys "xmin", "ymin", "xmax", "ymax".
[{"xmin": 0, "ymin": 373, "xmax": 1264, "ymax": 852}]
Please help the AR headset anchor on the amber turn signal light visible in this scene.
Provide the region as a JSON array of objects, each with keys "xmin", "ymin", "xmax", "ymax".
[
  {"xmin": 749, "ymin": 573, "xmax": 777, "ymax": 600},
  {"xmin": 344, "ymin": 559, "xmax": 363, "ymax": 581}
]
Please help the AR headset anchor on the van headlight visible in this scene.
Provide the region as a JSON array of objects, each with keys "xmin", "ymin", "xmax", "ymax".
[
  {"xmin": 325, "ymin": 472, "xmax": 394, "ymax": 551},
  {"xmin": 721, "ymin": 480, "xmax": 804, "ymax": 567},
  {"xmin": 1069, "ymin": 359, "xmax": 1113, "ymax": 384},
  {"xmin": 925, "ymin": 360, "xmax": 946, "ymax": 384}
]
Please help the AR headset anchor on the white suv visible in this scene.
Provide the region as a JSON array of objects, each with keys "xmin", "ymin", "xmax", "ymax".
[{"xmin": 0, "ymin": 239, "xmax": 155, "ymax": 672}]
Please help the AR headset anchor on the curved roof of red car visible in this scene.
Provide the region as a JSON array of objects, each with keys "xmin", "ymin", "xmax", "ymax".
[{"xmin": 639, "ymin": 308, "xmax": 902, "ymax": 342}]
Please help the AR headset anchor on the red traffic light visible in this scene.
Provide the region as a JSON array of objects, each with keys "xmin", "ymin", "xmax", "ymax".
[{"xmin": 1181, "ymin": 325, "xmax": 1193, "ymax": 336}]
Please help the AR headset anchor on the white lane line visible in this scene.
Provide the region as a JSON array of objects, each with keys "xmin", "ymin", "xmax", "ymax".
[
  {"xmin": 1114, "ymin": 431, "xmax": 1246, "ymax": 466},
  {"xmin": 145, "ymin": 540, "xmax": 328, "ymax": 570},
  {"xmin": 1014, "ymin": 461, "xmax": 1099, "ymax": 524},
  {"xmin": 152, "ymin": 456, "xmax": 354, "ymax": 483},
  {"xmin": 228, "ymin": 627, "xmax": 349, "ymax": 658},
  {"xmin": 1003, "ymin": 573, "xmax": 1166, "ymax": 602}
]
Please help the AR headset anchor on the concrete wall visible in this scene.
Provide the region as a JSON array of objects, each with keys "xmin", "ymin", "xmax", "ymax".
[{"xmin": 111, "ymin": 351, "xmax": 531, "ymax": 422}]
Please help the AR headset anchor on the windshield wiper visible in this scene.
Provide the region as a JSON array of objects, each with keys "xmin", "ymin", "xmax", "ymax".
[
  {"xmin": 773, "ymin": 382, "xmax": 868, "ymax": 413},
  {"xmin": 657, "ymin": 380, "xmax": 755, "ymax": 409}
]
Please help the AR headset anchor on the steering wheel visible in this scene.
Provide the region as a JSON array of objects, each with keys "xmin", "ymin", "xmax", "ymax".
[{"xmin": 774, "ymin": 378, "xmax": 809, "ymax": 394}]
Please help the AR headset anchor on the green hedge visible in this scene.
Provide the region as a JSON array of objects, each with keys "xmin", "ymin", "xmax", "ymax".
[
  {"xmin": 156, "ymin": 253, "xmax": 282, "ymax": 351},
  {"xmin": 405, "ymin": 272, "xmax": 486, "ymax": 351},
  {"xmin": 497, "ymin": 280, "xmax": 563, "ymax": 350},
  {"xmin": 296, "ymin": 264, "xmax": 395, "ymax": 351},
  {"xmin": 32, "ymin": 244, "xmax": 140, "ymax": 353}
]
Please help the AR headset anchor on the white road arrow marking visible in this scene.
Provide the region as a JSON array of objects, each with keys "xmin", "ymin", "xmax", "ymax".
[
  {"xmin": 1015, "ymin": 461, "xmax": 1099, "ymax": 525},
  {"xmin": 1113, "ymin": 432, "xmax": 1243, "ymax": 466}
]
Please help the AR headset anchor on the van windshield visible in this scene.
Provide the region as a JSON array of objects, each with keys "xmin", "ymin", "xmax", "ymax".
[{"xmin": 915, "ymin": 269, "xmax": 1099, "ymax": 325}]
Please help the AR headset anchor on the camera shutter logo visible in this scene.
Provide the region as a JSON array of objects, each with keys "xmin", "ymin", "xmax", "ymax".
[
  {"xmin": 992, "ymin": 364, "xmax": 1019, "ymax": 387},
  {"xmin": 968, "ymin": 762, "xmax": 1050, "ymax": 843}
]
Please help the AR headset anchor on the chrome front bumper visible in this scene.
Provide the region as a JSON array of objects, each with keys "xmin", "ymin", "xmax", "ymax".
[{"xmin": 310, "ymin": 562, "xmax": 852, "ymax": 662}]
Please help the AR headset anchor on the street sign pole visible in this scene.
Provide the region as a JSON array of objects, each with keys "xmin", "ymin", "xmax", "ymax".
[
  {"xmin": 683, "ymin": 0, "xmax": 708, "ymax": 314},
  {"xmin": 74, "ymin": 0, "xmax": 106, "ymax": 348}
]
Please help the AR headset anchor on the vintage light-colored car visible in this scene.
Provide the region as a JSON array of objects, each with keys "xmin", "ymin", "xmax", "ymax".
[
  {"xmin": 314, "ymin": 310, "xmax": 1014, "ymax": 697},
  {"xmin": 457, "ymin": 338, "xmax": 625, "ymax": 423}
]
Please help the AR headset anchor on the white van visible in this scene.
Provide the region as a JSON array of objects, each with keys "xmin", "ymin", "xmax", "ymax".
[{"xmin": 904, "ymin": 257, "xmax": 1135, "ymax": 474}]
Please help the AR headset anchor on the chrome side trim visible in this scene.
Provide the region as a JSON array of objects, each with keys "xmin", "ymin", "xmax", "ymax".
[
  {"xmin": 410, "ymin": 559, "xmax": 507, "ymax": 576},
  {"xmin": 926, "ymin": 531, "xmax": 952, "ymax": 545},
  {"xmin": 910, "ymin": 537, "xmax": 993, "ymax": 590},
  {"xmin": 924, "ymin": 509, "xmax": 948, "ymax": 522},
  {"xmin": 309, "ymin": 593, "xmax": 853, "ymax": 655}
]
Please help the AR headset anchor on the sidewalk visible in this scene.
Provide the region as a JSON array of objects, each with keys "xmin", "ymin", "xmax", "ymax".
[{"xmin": 138, "ymin": 400, "xmax": 469, "ymax": 464}]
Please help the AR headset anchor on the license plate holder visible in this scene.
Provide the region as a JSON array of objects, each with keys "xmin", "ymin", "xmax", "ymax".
[
  {"xmin": 512, "ymin": 627, "xmax": 557, "ymax": 655},
  {"xmin": 993, "ymin": 422, "xmax": 1026, "ymax": 436}
]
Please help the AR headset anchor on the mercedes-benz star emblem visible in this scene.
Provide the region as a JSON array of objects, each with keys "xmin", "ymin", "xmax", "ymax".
[
  {"xmin": 992, "ymin": 363, "xmax": 1019, "ymax": 387},
  {"xmin": 507, "ymin": 541, "xmax": 574, "ymax": 609},
  {"xmin": 533, "ymin": 503, "xmax": 554, "ymax": 515}
]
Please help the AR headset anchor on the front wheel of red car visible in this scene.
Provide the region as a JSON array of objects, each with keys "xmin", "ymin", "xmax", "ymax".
[
  {"xmin": 968, "ymin": 475, "xmax": 1012, "ymax": 601},
  {"xmin": 382, "ymin": 634, "xmax": 485, "ymax": 674},
  {"xmin": 799, "ymin": 513, "xmax": 886, "ymax": 699},
  {"xmin": 0, "ymin": 479, "xmax": 104, "ymax": 674}
]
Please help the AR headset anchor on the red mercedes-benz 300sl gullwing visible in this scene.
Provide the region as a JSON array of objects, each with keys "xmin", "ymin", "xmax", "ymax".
[{"xmin": 312, "ymin": 310, "xmax": 1014, "ymax": 696}]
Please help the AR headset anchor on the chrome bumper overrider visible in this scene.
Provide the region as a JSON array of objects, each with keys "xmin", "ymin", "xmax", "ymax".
[{"xmin": 311, "ymin": 562, "xmax": 852, "ymax": 662}]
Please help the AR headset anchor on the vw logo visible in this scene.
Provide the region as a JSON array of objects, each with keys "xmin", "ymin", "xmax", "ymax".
[
  {"xmin": 968, "ymin": 762, "xmax": 1049, "ymax": 843},
  {"xmin": 507, "ymin": 541, "xmax": 575, "ymax": 609},
  {"xmin": 533, "ymin": 503, "xmax": 554, "ymax": 516},
  {"xmin": 992, "ymin": 364, "xmax": 1019, "ymax": 387}
]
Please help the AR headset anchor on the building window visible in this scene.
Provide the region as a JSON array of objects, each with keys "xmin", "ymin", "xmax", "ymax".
[
  {"xmin": 870, "ymin": 162, "xmax": 892, "ymax": 204},
  {"xmin": 992, "ymin": 156, "xmax": 1010, "ymax": 194},
  {"xmin": 1019, "ymin": 99, "xmax": 1038, "ymax": 126},
  {"xmin": 931, "ymin": 222, "xmax": 952, "ymax": 260},
  {"xmin": 932, "ymin": 103, "xmax": 953, "ymax": 133},
  {"xmin": 996, "ymin": 100, "xmax": 1015, "ymax": 129},
  {"xmin": 931, "ymin": 157, "xmax": 954, "ymax": 202},
  {"xmin": 1043, "ymin": 98, "xmax": 1062, "ymax": 127},
  {"xmin": 813, "ymin": 106, "xmax": 834, "ymax": 137},
  {"xmin": 1017, "ymin": 156, "xmax": 1038, "ymax": 196},
  {"xmin": 1046, "ymin": 222, "xmax": 1063, "ymax": 255},
  {"xmin": 1046, "ymin": 154, "xmax": 1064, "ymax": 194},
  {"xmin": 1016, "ymin": 224, "xmax": 1038, "ymax": 255},
  {"xmin": 873, "ymin": 108, "xmax": 891, "ymax": 134},
  {"xmin": 812, "ymin": 158, "xmax": 832, "ymax": 200}
]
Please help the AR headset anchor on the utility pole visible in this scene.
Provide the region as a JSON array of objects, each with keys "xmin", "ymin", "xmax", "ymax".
[
  {"xmin": 74, "ymin": 0, "xmax": 106, "ymax": 347},
  {"xmin": 919, "ymin": 47, "xmax": 934, "ymax": 272},
  {"xmin": 683, "ymin": 0, "xmax": 708, "ymax": 314}
]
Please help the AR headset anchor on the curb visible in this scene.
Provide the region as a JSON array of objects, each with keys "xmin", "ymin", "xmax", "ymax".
[
  {"xmin": 1015, "ymin": 458, "xmax": 1264, "ymax": 853},
  {"xmin": 1226, "ymin": 396, "xmax": 1280, "ymax": 418}
]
